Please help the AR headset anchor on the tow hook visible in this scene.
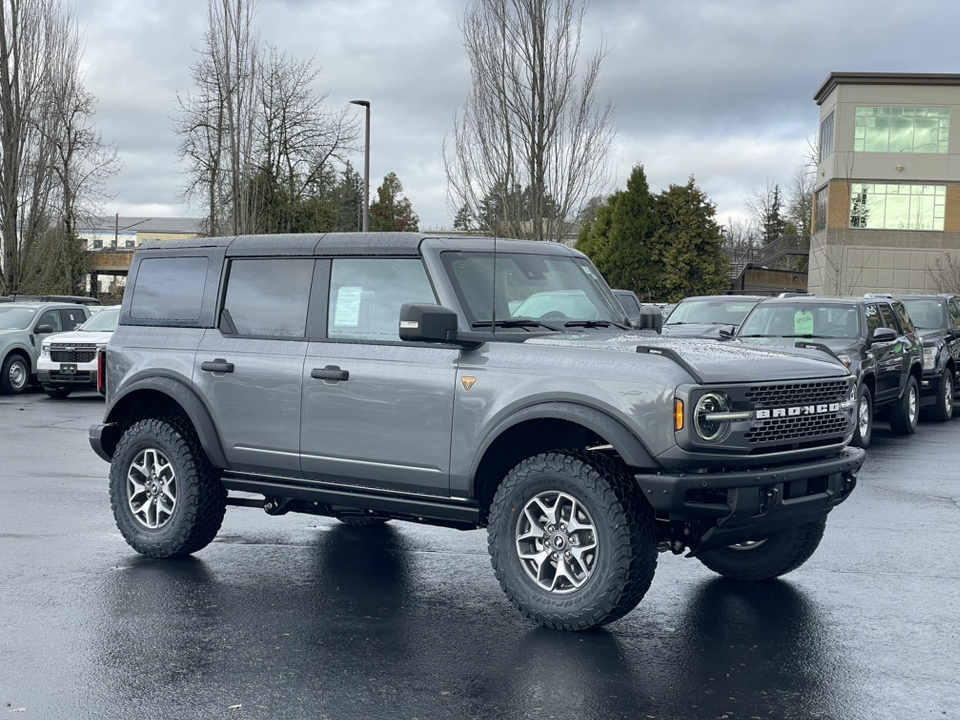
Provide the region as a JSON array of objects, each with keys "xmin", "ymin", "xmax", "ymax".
[{"xmin": 758, "ymin": 485, "xmax": 779, "ymax": 514}]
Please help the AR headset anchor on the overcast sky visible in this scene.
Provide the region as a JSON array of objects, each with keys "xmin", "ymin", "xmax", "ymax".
[{"xmin": 73, "ymin": 0, "xmax": 960, "ymax": 231}]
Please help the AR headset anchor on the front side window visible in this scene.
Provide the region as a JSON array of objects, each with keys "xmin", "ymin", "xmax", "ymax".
[
  {"xmin": 850, "ymin": 184, "xmax": 946, "ymax": 231},
  {"xmin": 328, "ymin": 258, "xmax": 436, "ymax": 341},
  {"xmin": 892, "ymin": 301, "xmax": 915, "ymax": 334},
  {"xmin": 950, "ymin": 299, "xmax": 960, "ymax": 329},
  {"xmin": 36, "ymin": 310, "xmax": 62, "ymax": 331},
  {"xmin": 878, "ymin": 304, "xmax": 898, "ymax": 331},
  {"xmin": 223, "ymin": 258, "xmax": 314, "ymax": 338},
  {"xmin": 855, "ymin": 107, "xmax": 950, "ymax": 153},
  {"xmin": 865, "ymin": 305, "xmax": 882, "ymax": 336},
  {"xmin": 441, "ymin": 252, "xmax": 624, "ymax": 327}
]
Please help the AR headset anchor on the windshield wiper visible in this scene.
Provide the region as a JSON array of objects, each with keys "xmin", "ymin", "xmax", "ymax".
[
  {"xmin": 472, "ymin": 319, "xmax": 560, "ymax": 332},
  {"xmin": 780, "ymin": 334, "xmax": 833, "ymax": 339},
  {"xmin": 564, "ymin": 320, "xmax": 630, "ymax": 330}
]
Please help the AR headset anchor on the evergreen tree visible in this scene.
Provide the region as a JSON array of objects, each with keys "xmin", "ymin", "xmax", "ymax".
[
  {"xmin": 654, "ymin": 177, "xmax": 731, "ymax": 301},
  {"xmin": 370, "ymin": 173, "xmax": 420, "ymax": 232},
  {"xmin": 331, "ymin": 162, "xmax": 363, "ymax": 231},
  {"xmin": 604, "ymin": 165, "xmax": 660, "ymax": 299}
]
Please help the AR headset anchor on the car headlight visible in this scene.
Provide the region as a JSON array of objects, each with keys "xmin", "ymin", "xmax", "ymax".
[
  {"xmin": 694, "ymin": 392, "xmax": 734, "ymax": 442},
  {"xmin": 837, "ymin": 353, "xmax": 851, "ymax": 368},
  {"xmin": 40, "ymin": 345, "xmax": 50, "ymax": 358},
  {"xmin": 922, "ymin": 347, "xmax": 938, "ymax": 371}
]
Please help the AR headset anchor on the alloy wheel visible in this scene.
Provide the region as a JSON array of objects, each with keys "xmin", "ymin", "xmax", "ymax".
[{"xmin": 127, "ymin": 448, "xmax": 178, "ymax": 529}]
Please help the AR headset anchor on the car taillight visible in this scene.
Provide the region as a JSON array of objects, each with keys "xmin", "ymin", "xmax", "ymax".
[{"xmin": 97, "ymin": 348, "xmax": 106, "ymax": 396}]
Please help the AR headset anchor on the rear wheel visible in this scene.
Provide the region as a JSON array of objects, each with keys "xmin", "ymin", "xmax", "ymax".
[
  {"xmin": 697, "ymin": 519, "xmax": 827, "ymax": 581},
  {"xmin": 1, "ymin": 354, "xmax": 29, "ymax": 394},
  {"xmin": 109, "ymin": 417, "xmax": 226, "ymax": 558},
  {"xmin": 888, "ymin": 375, "xmax": 920, "ymax": 434},
  {"xmin": 43, "ymin": 385, "xmax": 73, "ymax": 399},
  {"xmin": 927, "ymin": 369, "xmax": 954, "ymax": 422},
  {"xmin": 487, "ymin": 451, "xmax": 658, "ymax": 631},
  {"xmin": 850, "ymin": 384, "xmax": 872, "ymax": 448}
]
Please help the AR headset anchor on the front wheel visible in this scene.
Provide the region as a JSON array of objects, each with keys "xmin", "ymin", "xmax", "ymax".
[
  {"xmin": 927, "ymin": 369, "xmax": 954, "ymax": 422},
  {"xmin": 888, "ymin": 375, "xmax": 920, "ymax": 434},
  {"xmin": 487, "ymin": 451, "xmax": 658, "ymax": 631},
  {"xmin": 1, "ymin": 354, "xmax": 29, "ymax": 394},
  {"xmin": 109, "ymin": 417, "xmax": 226, "ymax": 558},
  {"xmin": 850, "ymin": 383, "xmax": 873, "ymax": 448},
  {"xmin": 696, "ymin": 519, "xmax": 827, "ymax": 581}
]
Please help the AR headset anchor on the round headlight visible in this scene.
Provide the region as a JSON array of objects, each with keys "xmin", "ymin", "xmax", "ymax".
[{"xmin": 694, "ymin": 392, "xmax": 732, "ymax": 442}]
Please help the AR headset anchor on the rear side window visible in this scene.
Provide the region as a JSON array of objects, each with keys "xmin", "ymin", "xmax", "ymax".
[
  {"xmin": 222, "ymin": 258, "xmax": 314, "ymax": 338},
  {"xmin": 131, "ymin": 257, "xmax": 208, "ymax": 321},
  {"xmin": 62, "ymin": 308, "xmax": 86, "ymax": 330}
]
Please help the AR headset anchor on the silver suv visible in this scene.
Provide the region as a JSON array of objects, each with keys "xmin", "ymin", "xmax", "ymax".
[
  {"xmin": 89, "ymin": 233, "xmax": 865, "ymax": 631},
  {"xmin": 0, "ymin": 302, "xmax": 91, "ymax": 394}
]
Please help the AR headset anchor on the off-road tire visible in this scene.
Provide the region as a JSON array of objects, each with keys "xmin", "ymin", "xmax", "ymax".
[
  {"xmin": 1, "ymin": 353, "xmax": 29, "ymax": 395},
  {"xmin": 927, "ymin": 369, "xmax": 954, "ymax": 422},
  {"xmin": 487, "ymin": 450, "xmax": 658, "ymax": 631},
  {"xmin": 336, "ymin": 516, "xmax": 389, "ymax": 526},
  {"xmin": 43, "ymin": 385, "xmax": 73, "ymax": 399},
  {"xmin": 888, "ymin": 375, "xmax": 920, "ymax": 435},
  {"xmin": 109, "ymin": 416, "xmax": 226, "ymax": 558},
  {"xmin": 850, "ymin": 383, "xmax": 873, "ymax": 448},
  {"xmin": 697, "ymin": 518, "xmax": 827, "ymax": 581}
]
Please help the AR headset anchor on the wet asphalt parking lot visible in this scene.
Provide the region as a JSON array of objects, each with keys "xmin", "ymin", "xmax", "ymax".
[{"xmin": 1, "ymin": 389, "xmax": 959, "ymax": 720}]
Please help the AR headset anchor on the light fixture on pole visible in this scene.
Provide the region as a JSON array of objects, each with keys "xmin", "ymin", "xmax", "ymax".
[{"xmin": 350, "ymin": 100, "xmax": 371, "ymax": 232}]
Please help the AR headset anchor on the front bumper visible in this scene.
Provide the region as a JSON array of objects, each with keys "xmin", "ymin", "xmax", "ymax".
[
  {"xmin": 38, "ymin": 368, "xmax": 97, "ymax": 387},
  {"xmin": 634, "ymin": 446, "xmax": 865, "ymax": 554}
]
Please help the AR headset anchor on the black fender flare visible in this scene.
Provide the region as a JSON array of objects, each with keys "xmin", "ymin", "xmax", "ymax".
[
  {"xmin": 474, "ymin": 401, "xmax": 657, "ymax": 473},
  {"xmin": 106, "ymin": 375, "xmax": 229, "ymax": 468}
]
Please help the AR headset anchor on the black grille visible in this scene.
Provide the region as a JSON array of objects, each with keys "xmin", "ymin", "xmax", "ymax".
[
  {"xmin": 745, "ymin": 414, "xmax": 848, "ymax": 444},
  {"xmin": 745, "ymin": 379, "xmax": 849, "ymax": 407},
  {"xmin": 51, "ymin": 345, "xmax": 97, "ymax": 363}
]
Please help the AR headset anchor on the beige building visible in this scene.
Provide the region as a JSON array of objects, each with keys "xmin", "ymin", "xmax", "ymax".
[{"xmin": 809, "ymin": 72, "xmax": 960, "ymax": 295}]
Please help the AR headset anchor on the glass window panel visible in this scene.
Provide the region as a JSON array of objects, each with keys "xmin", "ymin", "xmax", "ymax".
[
  {"xmin": 856, "ymin": 107, "xmax": 866, "ymax": 116},
  {"xmin": 131, "ymin": 257, "xmax": 208, "ymax": 321},
  {"xmin": 855, "ymin": 139, "xmax": 864, "ymax": 151},
  {"xmin": 903, "ymin": 107, "xmax": 915, "ymax": 116},
  {"xmin": 914, "ymin": 118, "xmax": 938, "ymax": 151},
  {"xmin": 879, "ymin": 107, "xmax": 891, "ymax": 116},
  {"xmin": 864, "ymin": 117, "xmax": 889, "ymax": 151},
  {"xmin": 864, "ymin": 194, "xmax": 886, "ymax": 228},
  {"xmin": 866, "ymin": 107, "xmax": 877, "ymax": 116},
  {"xmin": 224, "ymin": 259, "xmax": 313, "ymax": 338},
  {"xmin": 891, "ymin": 107, "xmax": 903, "ymax": 117},
  {"xmin": 912, "ymin": 195, "xmax": 935, "ymax": 230},
  {"xmin": 855, "ymin": 126, "xmax": 865, "ymax": 139},
  {"xmin": 889, "ymin": 118, "xmax": 914, "ymax": 152},
  {"xmin": 885, "ymin": 195, "xmax": 910, "ymax": 229},
  {"xmin": 936, "ymin": 186, "xmax": 946, "ymax": 195}
]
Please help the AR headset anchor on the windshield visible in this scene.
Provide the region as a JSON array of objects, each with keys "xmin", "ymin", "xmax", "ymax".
[
  {"xmin": 739, "ymin": 302, "xmax": 861, "ymax": 339},
  {"xmin": 902, "ymin": 299, "xmax": 945, "ymax": 330},
  {"xmin": 665, "ymin": 298, "xmax": 759, "ymax": 326},
  {"xmin": 0, "ymin": 306, "xmax": 38, "ymax": 330},
  {"xmin": 441, "ymin": 252, "xmax": 627, "ymax": 327},
  {"xmin": 79, "ymin": 307, "xmax": 120, "ymax": 332}
]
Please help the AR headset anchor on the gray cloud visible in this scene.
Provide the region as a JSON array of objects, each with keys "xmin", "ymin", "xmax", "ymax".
[{"xmin": 74, "ymin": 0, "xmax": 960, "ymax": 229}]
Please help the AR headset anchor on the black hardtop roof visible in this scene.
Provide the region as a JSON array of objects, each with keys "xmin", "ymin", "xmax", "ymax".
[
  {"xmin": 136, "ymin": 232, "xmax": 583, "ymax": 258},
  {"xmin": 755, "ymin": 296, "xmax": 887, "ymax": 307}
]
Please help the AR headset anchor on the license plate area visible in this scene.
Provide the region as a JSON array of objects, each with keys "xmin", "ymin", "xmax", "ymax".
[{"xmin": 60, "ymin": 363, "xmax": 77, "ymax": 375}]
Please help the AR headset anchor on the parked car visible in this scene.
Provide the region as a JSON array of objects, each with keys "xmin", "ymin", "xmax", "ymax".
[
  {"xmin": 735, "ymin": 295, "xmax": 923, "ymax": 447},
  {"xmin": 896, "ymin": 294, "xmax": 960, "ymax": 421},
  {"xmin": 611, "ymin": 289, "xmax": 643, "ymax": 326},
  {"xmin": 0, "ymin": 302, "xmax": 91, "ymax": 394},
  {"xmin": 89, "ymin": 232, "xmax": 863, "ymax": 631},
  {"xmin": 661, "ymin": 295, "xmax": 765, "ymax": 338},
  {"xmin": 36, "ymin": 305, "xmax": 121, "ymax": 398}
]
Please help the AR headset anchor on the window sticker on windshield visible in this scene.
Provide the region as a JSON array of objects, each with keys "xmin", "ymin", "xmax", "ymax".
[
  {"xmin": 580, "ymin": 265, "xmax": 598, "ymax": 278},
  {"xmin": 794, "ymin": 311, "xmax": 814, "ymax": 335},
  {"xmin": 334, "ymin": 286, "xmax": 363, "ymax": 326},
  {"xmin": 729, "ymin": 305, "xmax": 750, "ymax": 312}
]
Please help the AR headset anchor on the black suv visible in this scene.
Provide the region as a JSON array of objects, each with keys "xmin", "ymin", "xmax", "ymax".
[
  {"xmin": 897, "ymin": 294, "xmax": 960, "ymax": 422},
  {"xmin": 736, "ymin": 295, "xmax": 923, "ymax": 448},
  {"xmin": 661, "ymin": 295, "xmax": 765, "ymax": 338}
]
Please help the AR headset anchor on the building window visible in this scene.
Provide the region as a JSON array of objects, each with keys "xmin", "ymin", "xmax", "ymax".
[
  {"xmin": 855, "ymin": 107, "xmax": 950, "ymax": 153},
  {"xmin": 850, "ymin": 183, "xmax": 946, "ymax": 231},
  {"xmin": 92, "ymin": 239, "xmax": 102, "ymax": 249},
  {"xmin": 819, "ymin": 110, "xmax": 834, "ymax": 161},
  {"xmin": 125, "ymin": 239, "xmax": 136, "ymax": 248},
  {"xmin": 815, "ymin": 187, "xmax": 828, "ymax": 233}
]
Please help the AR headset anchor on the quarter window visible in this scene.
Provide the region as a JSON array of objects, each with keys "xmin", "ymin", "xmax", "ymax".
[
  {"xmin": 850, "ymin": 184, "xmax": 946, "ymax": 231},
  {"xmin": 222, "ymin": 259, "xmax": 314, "ymax": 338},
  {"xmin": 328, "ymin": 258, "xmax": 436, "ymax": 341},
  {"xmin": 131, "ymin": 257, "xmax": 208, "ymax": 321},
  {"xmin": 855, "ymin": 107, "xmax": 950, "ymax": 153}
]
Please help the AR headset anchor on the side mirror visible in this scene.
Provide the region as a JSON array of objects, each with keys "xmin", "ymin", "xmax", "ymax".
[
  {"xmin": 637, "ymin": 306, "xmax": 663, "ymax": 334},
  {"xmin": 872, "ymin": 327, "xmax": 897, "ymax": 343},
  {"xmin": 718, "ymin": 324, "xmax": 736, "ymax": 339},
  {"xmin": 399, "ymin": 304, "xmax": 459, "ymax": 343},
  {"xmin": 35, "ymin": 324, "xmax": 54, "ymax": 334}
]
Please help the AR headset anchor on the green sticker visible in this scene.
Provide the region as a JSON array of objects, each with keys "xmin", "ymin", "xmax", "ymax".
[
  {"xmin": 794, "ymin": 311, "xmax": 814, "ymax": 335},
  {"xmin": 894, "ymin": 342, "xmax": 903, "ymax": 354}
]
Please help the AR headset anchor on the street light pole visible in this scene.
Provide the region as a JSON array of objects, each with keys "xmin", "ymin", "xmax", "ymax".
[{"xmin": 350, "ymin": 100, "xmax": 371, "ymax": 232}]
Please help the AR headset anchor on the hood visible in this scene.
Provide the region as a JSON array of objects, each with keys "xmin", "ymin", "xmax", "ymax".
[
  {"xmin": 661, "ymin": 323, "xmax": 733, "ymax": 338},
  {"xmin": 40, "ymin": 329, "xmax": 113, "ymax": 346},
  {"xmin": 523, "ymin": 331, "xmax": 851, "ymax": 384},
  {"xmin": 737, "ymin": 335, "xmax": 856, "ymax": 356},
  {"xmin": 918, "ymin": 328, "xmax": 948, "ymax": 342}
]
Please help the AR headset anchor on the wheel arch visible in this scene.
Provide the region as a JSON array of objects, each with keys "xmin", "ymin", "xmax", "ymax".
[
  {"xmin": 102, "ymin": 376, "xmax": 228, "ymax": 468},
  {"xmin": 471, "ymin": 402, "xmax": 656, "ymax": 519}
]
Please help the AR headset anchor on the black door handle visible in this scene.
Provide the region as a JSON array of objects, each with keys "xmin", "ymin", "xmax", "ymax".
[
  {"xmin": 201, "ymin": 358, "xmax": 235, "ymax": 373},
  {"xmin": 311, "ymin": 365, "xmax": 349, "ymax": 382}
]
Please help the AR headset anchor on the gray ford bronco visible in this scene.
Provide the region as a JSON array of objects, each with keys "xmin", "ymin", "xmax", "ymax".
[{"xmin": 90, "ymin": 233, "xmax": 865, "ymax": 630}]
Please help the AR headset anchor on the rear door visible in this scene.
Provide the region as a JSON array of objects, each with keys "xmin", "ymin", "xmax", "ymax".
[
  {"xmin": 299, "ymin": 256, "xmax": 459, "ymax": 497},
  {"xmin": 193, "ymin": 257, "xmax": 314, "ymax": 477},
  {"xmin": 872, "ymin": 303, "xmax": 905, "ymax": 401}
]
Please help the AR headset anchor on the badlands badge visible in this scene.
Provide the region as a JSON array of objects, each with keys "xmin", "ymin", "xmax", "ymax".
[{"xmin": 460, "ymin": 376, "xmax": 477, "ymax": 391}]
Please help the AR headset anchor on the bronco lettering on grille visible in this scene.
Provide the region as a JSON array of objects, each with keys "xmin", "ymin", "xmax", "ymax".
[{"xmin": 756, "ymin": 403, "xmax": 841, "ymax": 419}]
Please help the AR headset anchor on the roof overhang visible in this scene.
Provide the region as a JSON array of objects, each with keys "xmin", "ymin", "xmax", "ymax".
[{"xmin": 814, "ymin": 72, "xmax": 960, "ymax": 105}]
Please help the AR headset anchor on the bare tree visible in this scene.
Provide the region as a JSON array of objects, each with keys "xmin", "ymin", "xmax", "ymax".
[
  {"xmin": 444, "ymin": 0, "xmax": 615, "ymax": 242},
  {"xmin": 176, "ymin": 0, "xmax": 259, "ymax": 236},
  {"xmin": 926, "ymin": 252, "xmax": 960, "ymax": 293},
  {"xmin": 0, "ymin": 0, "xmax": 118, "ymax": 294}
]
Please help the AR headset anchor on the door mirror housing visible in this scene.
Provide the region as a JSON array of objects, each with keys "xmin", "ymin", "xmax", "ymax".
[
  {"xmin": 35, "ymin": 324, "xmax": 54, "ymax": 334},
  {"xmin": 872, "ymin": 327, "xmax": 897, "ymax": 343},
  {"xmin": 637, "ymin": 305, "xmax": 663, "ymax": 333},
  {"xmin": 399, "ymin": 304, "xmax": 460, "ymax": 344}
]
